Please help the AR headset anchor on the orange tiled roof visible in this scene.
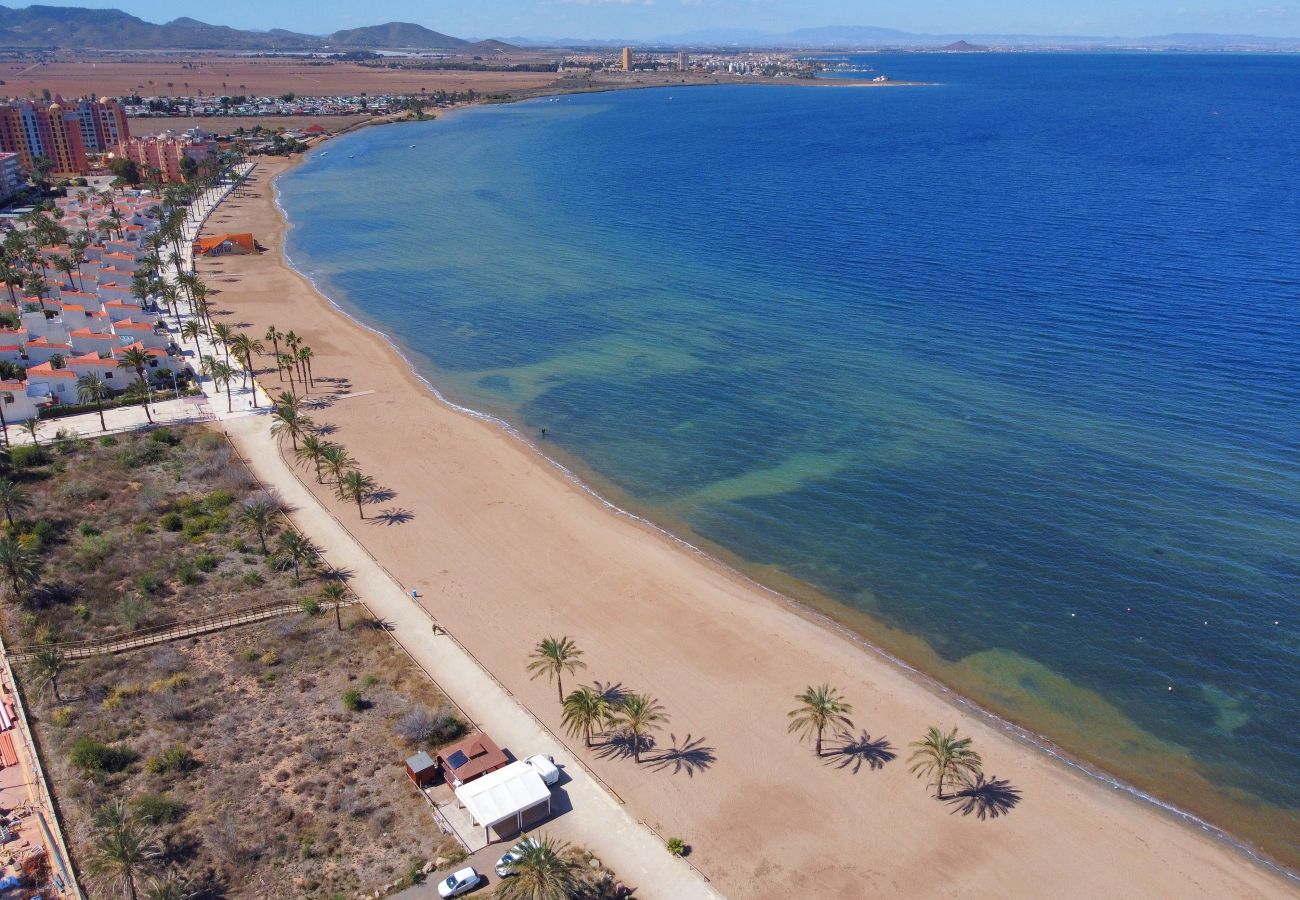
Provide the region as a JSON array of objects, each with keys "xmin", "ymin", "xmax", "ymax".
[{"xmin": 194, "ymin": 232, "xmax": 255, "ymax": 255}]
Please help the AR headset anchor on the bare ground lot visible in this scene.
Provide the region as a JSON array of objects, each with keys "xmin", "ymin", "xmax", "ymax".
[
  {"xmin": 2, "ymin": 426, "xmax": 467, "ymax": 898},
  {"xmin": 0, "ymin": 54, "xmax": 746, "ymax": 103},
  {"xmin": 132, "ymin": 114, "xmax": 377, "ymax": 136}
]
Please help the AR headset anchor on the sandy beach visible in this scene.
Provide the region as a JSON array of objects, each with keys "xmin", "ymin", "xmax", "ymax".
[{"xmin": 200, "ymin": 153, "xmax": 1296, "ymax": 898}]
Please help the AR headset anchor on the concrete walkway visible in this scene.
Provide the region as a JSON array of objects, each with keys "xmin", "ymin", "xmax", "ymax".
[{"xmin": 221, "ymin": 414, "xmax": 719, "ymax": 900}]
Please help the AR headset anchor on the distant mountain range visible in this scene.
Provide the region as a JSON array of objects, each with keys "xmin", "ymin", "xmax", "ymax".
[
  {"xmin": 0, "ymin": 5, "xmax": 503, "ymax": 50},
  {"xmin": 0, "ymin": 5, "xmax": 1293, "ymax": 51}
]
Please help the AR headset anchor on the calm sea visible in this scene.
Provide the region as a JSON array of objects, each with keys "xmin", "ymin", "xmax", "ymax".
[{"xmin": 278, "ymin": 53, "xmax": 1300, "ymax": 867}]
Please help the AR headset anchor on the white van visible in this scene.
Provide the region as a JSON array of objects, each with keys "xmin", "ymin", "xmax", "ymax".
[{"xmin": 523, "ymin": 753, "xmax": 559, "ymax": 786}]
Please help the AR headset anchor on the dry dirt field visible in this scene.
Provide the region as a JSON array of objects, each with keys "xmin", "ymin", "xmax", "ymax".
[
  {"xmin": 3, "ymin": 426, "xmax": 467, "ymax": 898},
  {"xmin": 0, "ymin": 53, "xmax": 740, "ymax": 102}
]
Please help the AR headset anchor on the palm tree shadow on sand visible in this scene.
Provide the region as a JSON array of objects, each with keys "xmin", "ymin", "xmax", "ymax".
[
  {"xmin": 823, "ymin": 730, "xmax": 897, "ymax": 773},
  {"xmin": 947, "ymin": 775, "xmax": 1022, "ymax": 820},
  {"xmin": 647, "ymin": 734, "xmax": 716, "ymax": 778},
  {"xmin": 592, "ymin": 731, "xmax": 649, "ymax": 763}
]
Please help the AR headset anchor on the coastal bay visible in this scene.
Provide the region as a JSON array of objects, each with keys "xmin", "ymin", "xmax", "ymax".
[{"xmin": 195, "ymin": 129, "xmax": 1294, "ymax": 898}]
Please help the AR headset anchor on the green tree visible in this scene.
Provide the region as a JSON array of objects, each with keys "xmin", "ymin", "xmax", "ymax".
[
  {"xmin": 271, "ymin": 531, "xmax": 319, "ymax": 584},
  {"xmin": 269, "ymin": 392, "xmax": 312, "ymax": 451},
  {"xmin": 203, "ymin": 356, "xmax": 235, "ymax": 413},
  {"xmin": 495, "ymin": 833, "xmax": 581, "ymax": 900},
  {"xmin": 263, "ymin": 325, "xmax": 283, "ymax": 380},
  {"xmin": 320, "ymin": 579, "xmax": 347, "ymax": 631},
  {"xmin": 118, "ymin": 346, "xmax": 154, "ymax": 423},
  {"xmin": 0, "ymin": 478, "xmax": 30, "ymax": 527},
  {"xmin": 561, "ymin": 685, "xmax": 610, "ymax": 748},
  {"xmin": 239, "ymin": 495, "xmax": 277, "ymax": 554},
  {"xmin": 294, "ymin": 434, "xmax": 331, "ymax": 483},
  {"xmin": 335, "ymin": 469, "xmax": 376, "ymax": 519},
  {"xmin": 319, "ymin": 444, "xmax": 357, "ymax": 486},
  {"xmin": 76, "ymin": 372, "xmax": 112, "ymax": 431},
  {"xmin": 87, "ymin": 800, "xmax": 160, "ymax": 900},
  {"xmin": 610, "ymin": 694, "xmax": 669, "ymax": 764},
  {"xmin": 179, "ymin": 319, "xmax": 203, "ymax": 357},
  {"xmin": 787, "ymin": 684, "xmax": 854, "ymax": 757},
  {"xmin": 30, "ymin": 646, "xmax": 67, "ymax": 702},
  {"xmin": 908, "ymin": 725, "xmax": 983, "ymax": 800},
  {"xmin": 108, "ymin": 157, "xmax": 142, "ymax": 187},
  {"xmin": 18, "ymin": 419, "xmax": 39, "ymax": 447},
  {"xmin": 526, "ymin": 636, "xmax": 586, "ymax": 704},
  {"xmin": 0, "ymin": 534, "xmax": 37, "ymax": 598}
]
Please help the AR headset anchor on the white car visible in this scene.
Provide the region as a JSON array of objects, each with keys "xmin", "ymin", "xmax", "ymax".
[
  {"xmin": 437, "ymin": 866, "xmax": 481, "ymax": 898},
  {"xmin": 523, "ymin": 753, "xmax": 559, "ymax": 786},
  {"xmin": 495, "ymin": 837, "xmax": 539, "ymax": 877}
]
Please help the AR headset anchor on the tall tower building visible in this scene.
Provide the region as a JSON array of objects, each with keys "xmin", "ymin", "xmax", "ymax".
[
  {"xmin": 0, "ymin": 96, "xmax": 128, "ymax": 175},
  {"xmin": 621, "ymin": 47, "xmax": 633, "ymax": 71}
]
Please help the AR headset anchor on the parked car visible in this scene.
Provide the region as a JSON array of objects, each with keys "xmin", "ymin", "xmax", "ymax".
[
  {"xmin": 437, "ymin": 866, "xmax": 481, "ymax": 898},
  {"xmin": 524, "ymin": 753, "xmax": 559, "ymax": 786},
  {"xmin": 495, "ymin": 837, "xmax": 540, "ymax": 877}
]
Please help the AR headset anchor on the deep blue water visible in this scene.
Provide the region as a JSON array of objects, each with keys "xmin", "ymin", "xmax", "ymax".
[{"xmin": 278, "ymin": 54, "xmax": 1300, "ymax": 859}]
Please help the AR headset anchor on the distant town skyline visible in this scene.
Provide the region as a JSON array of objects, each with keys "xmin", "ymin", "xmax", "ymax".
[{"xmin": 19, "ymin": 0, "xmax": 1300, "ymax": 41}]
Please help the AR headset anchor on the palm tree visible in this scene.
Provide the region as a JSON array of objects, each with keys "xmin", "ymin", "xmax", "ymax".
[
  {"xmin": 264, "ymin": 325, "xmax": 283, "ymax": 380},
  {"xmin": 526, "ymin": 636, "xmax": 586, "ymax": 703},
  {"xmin": 908, "ymin": 726, "xmax": 983, "ymax": 800},
  {"xmin": 269, "ymin": 393, "xmax": 313, "ymax": 451},
  {"xmin": 294, "ymin": 434, "xmax": 331, "ymax": 482},
  {"xmin": 179, "ymin": 319, "xmax": 203, "ymax": 359},
  {"xmin": 610, "ymin": 694, "xmax": 669, "ymax": 764},
  {"xmin": 279, "ymin": 352, "xmax": 298, "ymax": 395},
  {"xmin": 203, "ymin": 356, "xmax": 235, "ymax": 412},
  {"xmin": 561, "ymin": 686, "xmax": 610, "ymax": 748},
  {"xmin": 118, "ymin": 346, "xmax": 154, "ymax": 421},
  {"xmin": 0, "ymin": 534, "xmax": 37, "ymax": 598},
  {"xmin": 24, "ymin": 272, "xmax": 48, "ymax": 310},
  {"xmin": 494, "ymin": 833, "xmax": 580, "ymax": 900},
  {"xmin": 0, "ymin": 478, "xmax": 29, "ymax": 527},
  {"xmin": 336, "ymin": 469, "xmax": 376, "ymax": 519},
  {"xmin": 18, "ymin": 419, "xmax": 39, "ymax": 448},
  {"xmin": 123, "ymin": 380, "xmax": 154, "ymax": 423},
  {"xmin": 211, "ymin": 322, "xmax": 234, "ymax": 366},
  {"xmin": 30, "ymin": 646, "xmax": 67, "ymax": 702},
  {"xmin": 88, "ymin": 801, "xmax": 160, "ymax": 900},
  {"xmin": 787, "ymin": 684, "xmax": 855, "ymax": 757},
  {"xmin": 239, "ymin": 495, "xmax": 277, "ymax": 554},
  {"xmin": 320, "ymin": 580, "xmax": 347, "ymax": 631},
  {"xmin": 271, "ymin": 531, "xmax": 319, "ymax": 584},
  {"xmin": 299, "ymin": 345, "xmax": 315, "ymax": 387},
  {"xmin": 77, "ymin": 372, "xmax": 112, "ymax": 431},
  {"xmin": 320, "ymin": 444, "xmax": 357, "ymax": 486},
  {"xmin": 296, "ymin": 346, "xmax": 313, "ymax": 389},
  {"xmin": 228, "ymin": 333, "xmax": 263, "ymax": 391},
  {"xmin": 52, "ymin": 254, "xmax": 76, "ymax": 290}
]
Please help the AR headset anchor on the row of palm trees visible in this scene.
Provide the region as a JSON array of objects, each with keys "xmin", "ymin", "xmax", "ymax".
[
  {"xmin": 788, "ymin": 682, "xmax": 986, "ymax": 800},
  {"xmin": 528, "ymin": 636, "xmax": 670, "ymax": 765},
  {"xmin": 268, "ymin": 390, "xmax": 378, "ymax": 519}
]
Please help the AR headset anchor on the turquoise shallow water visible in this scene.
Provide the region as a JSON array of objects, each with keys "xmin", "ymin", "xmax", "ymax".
[{"xmin": 278, "ymin": 53, "xmax": 1300, "ymax": 864}]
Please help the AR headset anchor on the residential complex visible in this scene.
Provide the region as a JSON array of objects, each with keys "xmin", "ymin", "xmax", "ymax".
[
  {"xmin": 0, "ymin": 152, "xmax": 22, "ymax": 203},
  {"xmin": 0, "ymin": 191, "xmax": 187, "ymax": 422},
  {"xmin": 116, "ymin": 129, "xmax": 219, "ymax": 183},
  {"xmin": 0, "ymin": 96, "xmax": 130, "ymax": 175}
]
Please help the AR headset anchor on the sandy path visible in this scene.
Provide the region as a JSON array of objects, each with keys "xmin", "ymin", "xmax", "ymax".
[{"xmin": 198, "ymin": 155, "xmax": 1296, "ymax": 898}]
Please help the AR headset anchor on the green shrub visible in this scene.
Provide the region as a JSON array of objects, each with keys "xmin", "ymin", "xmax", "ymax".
[
  {"xmin": 98, "ymin": 435, "xmax": 118, "ymax": 447},
  {"xmin": 182, "ymin": 515, "xmax": 212, "ymax": 539},
  {"xmin": 242, "ymin": 571, "xmax": 264, "ymax": 588},
  {"xmin": 30, "ymin": 520, "xmax": 56, "ymax": 545},
  {"xmin": 50, "ymin": 708, "xmax": 74, "ymax": 728},
  {"xmin": 178, "ymin": 496, "xmax": 201, "ymax": 515},
  {"xmin": 241, "ymin": 648, "xmax": 258, "ymax": 663},
  {"xmin": 342, "ymin": 688, "xmax": 364, "ymax": 712},
  {"xmin": 70, "ymin": 737, "xmax": 135, "ymax": 774},
  {"xmin": 57, "ymin": 479, "xmax": 106, "ymax": 501},
  {"xmin": 136, "ymin": 572, "xmax": 162, "ymax": 595},
  {"xmin": 159, "ymin": 512, "xmax": 183, "ymax": 532},
  {"xmin": 78, "ymin": 523, "xmax": 100, "ymax": 537},
  {"xmin": 299, "ymin": 597, "xmax": 322, "ymax": 616},
  {"xmin": 175, "ymin": 562, "xmax": 201, "ymax": 586},
  {"xmin": 115, "ymin": 595, "xmax": 150, "ymax": 629},
  {"xmin": 10, "ymin": 445, "xmax": 48, "ymax": 469},
  {"xmin": 133, "ymin": 522, "xmax": 153, "ymax": 536},
  {"xmin": 198, "ymin": 433, "xmax": 222, "ymax": 451},
  {"xmin": 194, "ymin": 553, "xmax": 219, "ymax": 573},
  {"xmin": 146, "ymin": 744, "xmax": 198, "ymax": 775},
  {"xmin": 229, "ymin": 536, "xmax": 248, "ymax": 553},
  {"xmin": 72, "ymin": 604, "xmax": 90, "ymax": 622},
  {"xmin": 117, "ymin": 441, "xmax": 165, "ymax": 468},
  {"xmin": 666, "ymin": 837, "xmax": 686, "ymax": 857},
  {"xmin": 78, "ymin": 534, "xmax": 113, "ymax": 567},
  {"xmin": 132, "ymin": 792, "xmax": 185, "ymax": 824},
  {"xmin": 149, "ymin": 427, "xmax": 180, "ymax": 446},
  {"xmin": 203, "ymin": 489, "xmax": 235, "ymax": 511}
]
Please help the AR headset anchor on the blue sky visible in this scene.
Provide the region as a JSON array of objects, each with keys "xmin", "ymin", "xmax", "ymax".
[{"xmin": 33, "ymin": 0, "xmax": 1300, "ymax": 39}]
